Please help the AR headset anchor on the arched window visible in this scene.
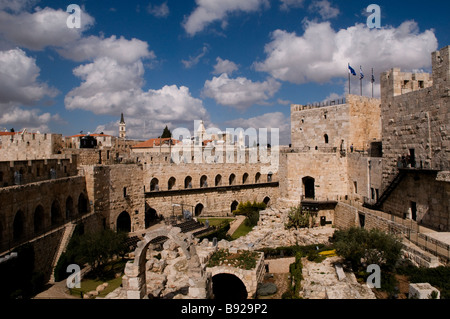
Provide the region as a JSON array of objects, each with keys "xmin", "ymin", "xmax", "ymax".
[
  {"xmin": 66, "ymin": 196, "xmax": 74, "ymax": 220},
  {"xmin": 13, "ymin": 210, "xmax": 25, "ymax": 242},
  {"xmin": 34, "ymin": 205, "xmax": 45, "ymax": 234},
  {"xmin": 324, "ymin": 134, "xmax": 329, "ymax": 144},
  {"xmin": 150, "ymin": 178, "xmax": 159, "ymax": 191},
  {"xmin": 185, "ymin": 176, "xmax": 193, "ymax": 189},
  {"xmin": 168, "ymin": 177, "xmax": 176, "ymax": 190},
  {"xmin": 231, "ymin": 201, "xmax": 239, "ymax": 214},
  {"xmin": 215, "ymin": 174, "xmax": 222, "ymax": 187},
  {"xmin": 51, "ymin": 200, "xmax": 63, "ymax": 226},
  {"xmin": 229, "ymin": 174, "xmax": 236, "ymax": 185},
  {"xmin": 200, "ymin": 175, "xmax": 208, "ymax": 188},
  {"xmin": 267, "ymin": 172, "xmax": 273, "ymax": 182},
  {"xmin": 242, "ymin": 173, "xmax": 249, "ymax": 184},
  {"xmin": 255, "ymin": 172, "xmax": 261, "ymax": 183}
]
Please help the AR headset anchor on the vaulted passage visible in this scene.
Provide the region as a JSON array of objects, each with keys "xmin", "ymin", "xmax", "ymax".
[
  {"xmin": 145, "ymin": 205, "xmax": 158, "ymax": 229},
  {"xmin": 195, "ymin": 203, "xmax": 204, "ymax": 216},
  {"xmin": 212, "ymin": 274, "xmax": 247, "ymax": 299}
]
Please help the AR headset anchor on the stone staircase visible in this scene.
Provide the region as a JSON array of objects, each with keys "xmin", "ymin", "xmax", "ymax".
[
  {"xmin": 402, "ymin": 238, "xmax": 442, "ymax": 268},
  {"xmin": 48, "ymin": 222, "xmax": 77, "ymax": 283}
]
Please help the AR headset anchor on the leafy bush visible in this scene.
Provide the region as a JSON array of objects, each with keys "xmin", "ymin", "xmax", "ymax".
[
  {"xmin": 232, "ymin": 201, "xmax": 266, "ymax": 227},
  {"xmin": 397, "ymin": 266, "xmax": 450, "ymax": 299},
  {"xmin": 285, "ymin": 205, "xmax": 315, "ymax": 229},
  {"xmin": 331, "ymin": 227, "xmax": 402, "ymax": 271}
]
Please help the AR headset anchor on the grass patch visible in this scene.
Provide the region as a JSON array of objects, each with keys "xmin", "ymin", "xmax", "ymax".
[
  {"xmin": 69, "ymin": 259, "xmax": 126, "ymax": 299},
  {"xmin": 198, "ymin": 218, "xmax": 234, "ymax": 227},
  {"xmin": 231, "ymin": 220, "xmax": 254, "ymax": 240}
]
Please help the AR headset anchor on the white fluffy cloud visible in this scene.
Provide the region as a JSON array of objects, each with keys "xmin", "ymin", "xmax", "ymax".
[
  {"xmin": 0, "ymin": 48, "xmax": 57, "ymax": 106},
  {"xmin": 181, "ymin": 45, "xmax": 209, "ymax": 69},
  {"xmin": 0, "ymin": 6, "xmax": 94, "ymax": 51},
  {"xmin": 224, "ymin": 112, "xmax": 291, "ymax": 145},
  {"xmin": 183, "ymin": 0, "xmax": 269, "ymax": 36},
  {"xmin": 212, "ymin": 57, "xmax": 239, "ymax": 75},
  {"xmin": 255, "ymin": 20, "xmax": 438, "ymax": 84},
  {"xmin": 147, "ymin": 2, "xmax": 169, "ymax": 18},
  {"xmin": 0, "ymin": 106, "xmax": 61, "ymax": 133},
  {"xmin": 57, "ymin": 35, "xmax": 154, "ymax": 64},
  {"xmin": 65, "ymin": 55, "xmax": 208, "ymax": 139},
  {"xmin": 203, "ymin": 74, "xmax": 281, "ymax": 110},
  {"xmin": 279, "ymin": 0, "xmax": 304, "ymax": 11},
  {"xmin": 309, "ymin": 0, "xmax": 339, "ymax": 20}
]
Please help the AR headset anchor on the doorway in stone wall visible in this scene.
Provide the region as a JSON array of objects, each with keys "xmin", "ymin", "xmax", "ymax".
[{"xmin": 303, "ymin": 177, "xmax": 315, "ymax": 199}]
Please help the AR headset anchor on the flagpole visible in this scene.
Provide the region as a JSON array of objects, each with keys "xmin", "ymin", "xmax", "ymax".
[
  {"xmin": 372, "ymin": 68, "xmax": 374, "ymax": 98},
  {"xmin": 348, "ymin": 63, "xmax": 351, "ymax": 95},
  {"xmin": 360, "ymin": 66, "xmax": 363, "ymax": 96}
]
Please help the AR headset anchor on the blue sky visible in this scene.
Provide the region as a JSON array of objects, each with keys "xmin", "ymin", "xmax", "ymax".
[{"xmin": 0, "ymin": 0, "xmax": 449, "ymax": 144}]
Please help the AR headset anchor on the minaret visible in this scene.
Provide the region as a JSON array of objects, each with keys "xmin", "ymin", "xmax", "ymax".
[{"xmin": 119, "ymin": 113, "xmax": 126, "ymax": 139}]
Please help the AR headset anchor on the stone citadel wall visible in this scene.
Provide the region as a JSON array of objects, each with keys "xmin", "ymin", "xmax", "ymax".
[
  {"xmin": 0, "ymin": 176, "xmax": 89, "ymax": 252},
  {"xmin": 380, "ymin": 46, "xmax": 450, "ymax": 190}
]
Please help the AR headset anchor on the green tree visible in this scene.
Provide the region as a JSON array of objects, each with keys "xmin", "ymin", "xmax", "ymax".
[
  {"xmin": 285, "ymin": 205, "xmax": 313, "ymax": 229},
  {"xmin": 232, "ymin": 201, "xmax": 266, "ymax": 227},
  {"xmin": 74, "ymin": 230, "xmax": 128, "ymax": 275},
  {"xmin": 161, "ymin": 125, "xmax": 172, "ymax": 138},
  {"xmin": 331, "ymin": 227, "xmax": 403, "ymax": 271}
]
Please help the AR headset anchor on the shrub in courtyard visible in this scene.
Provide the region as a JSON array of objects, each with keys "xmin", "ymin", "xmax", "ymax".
[
  {"xmin": 285, "ymin": 205, "xmax": 314, "ymax": 229},
  {"xmin": 232, "ymin": 201, "xmax": 266, "ymax": 227},
  {"xmin": 331, "ymin": 227, "xmax": 402, "ymax": 271}
]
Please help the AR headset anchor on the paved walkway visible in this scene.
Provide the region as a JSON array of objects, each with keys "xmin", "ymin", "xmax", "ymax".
[{"xmin": 34, "ymin": 280, "xmax": 78, "ymax": 299}]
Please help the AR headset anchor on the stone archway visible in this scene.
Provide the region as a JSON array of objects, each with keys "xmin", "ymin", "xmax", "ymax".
[
  {"xmin": 34, "ymin": 205, "xmax": 45, "ymax": 234},
  {"xmin": 195, "ymin": 203, "xmax": 204, "ymax": 217},
  {"xmin": 13, "ymin": 210, "xmax": 25, "ymax": 242},
  {"xmin": 51, "ymin": 200, "xmax": 63, "ymax": 226},
  {"xmin": 122, "ymin": 226, "xmax": 209, "ymax": 299},
  {"xmin": 117, "ymin": 211, "xmax": 131, "ymax": 233},
  {"xmin": 231, "ymin": 200, "xmax": 239, "ymax": 214},
  {"xmin": 212, "ymin": 273, "xmax": 248, "ymax": 299}
]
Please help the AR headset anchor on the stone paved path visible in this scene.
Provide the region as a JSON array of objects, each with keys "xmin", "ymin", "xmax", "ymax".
[{"xmin": 226, "ymin": 215, "xmax": 246, "ymax": 237}]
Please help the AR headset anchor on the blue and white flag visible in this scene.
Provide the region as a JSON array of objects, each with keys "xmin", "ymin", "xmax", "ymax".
[
  {"xmin": 360, "ymin": 66, "xmax": 364, "ymax": 80},
  {"xmin": 348, "ymin": 64, "xmax": 357, "ymax": 76}
]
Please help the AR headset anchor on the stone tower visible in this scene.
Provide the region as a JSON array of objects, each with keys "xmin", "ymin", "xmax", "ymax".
[{"xmin": 119, "ymin": 113, "xmax": 126, "ymax": 139}]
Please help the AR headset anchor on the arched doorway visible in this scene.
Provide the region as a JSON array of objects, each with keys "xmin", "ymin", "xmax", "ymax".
[
  {"xmin": 267, "ymin": 172, "xmax": 273, "ymax": 182},
  {"xmin": 51, "ymin": 200, "xmax": 63, "ymax": 226},
  {"xmin": 185, "ymin": 176, "xmax": 193, "ymax": 189},
  {"xmin": 34, "ymin": 205, "xmax": 45, "ymax": 234},
  {"xmin": 303, "ymin": 177, "xmax": 315, "ymax": 199},
  {"xmin": 117, "ymin": 211, "xmax": 131, "ymax": 233},
  {"xmin": 150, "ymin": 178, "xmax": 159, "ymax": 191},
  {"xmin": 145, "ymin": 205, "xmax": 158, "ymax": 229},
  {"xmin": 212, "ymin": 274, "xmax": 248, "ymax": 299},
  {"xmin": 231, "ymin": 200, "xmax": 239, "ymax": 214},
  {"xmin": 66, "ymin": 196, "xmax": 74, "ymax": 220},
  {"xmin": 263, "ymin": 197, "xmax": 271, "ymax": 206},
  {"xmin": 215, "ymin": 174, "xmax": 222, "ymax": 186},
  {"xmin": 195, "ymin": 203, "xmax": 204, "ymax": 217},
  {"xmin": 242, "ymin": 173, "xmax": 249, "ymax": 184},
  {"xmin": 255, "ymin": 172, "xmax": 261, "ymax": 183},
  {"xmin": 78, "ymin": 193, "xmax": 88, "ymax": 215},
  {"xmin": 13, "ymin": 210, "xmax": 25, "ymax": 242},
  {"xmin": 168, "ymin": 177, "xmax": 176, "ymax": 190},
  {"xmin": 229, "ymin": 174, "xmax": 236, "ymax": 185}
]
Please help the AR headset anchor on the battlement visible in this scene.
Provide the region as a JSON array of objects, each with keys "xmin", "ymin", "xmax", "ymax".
[{"xmin": 381, "ymin": 46, "xmax": 450, "ymax": 99}]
